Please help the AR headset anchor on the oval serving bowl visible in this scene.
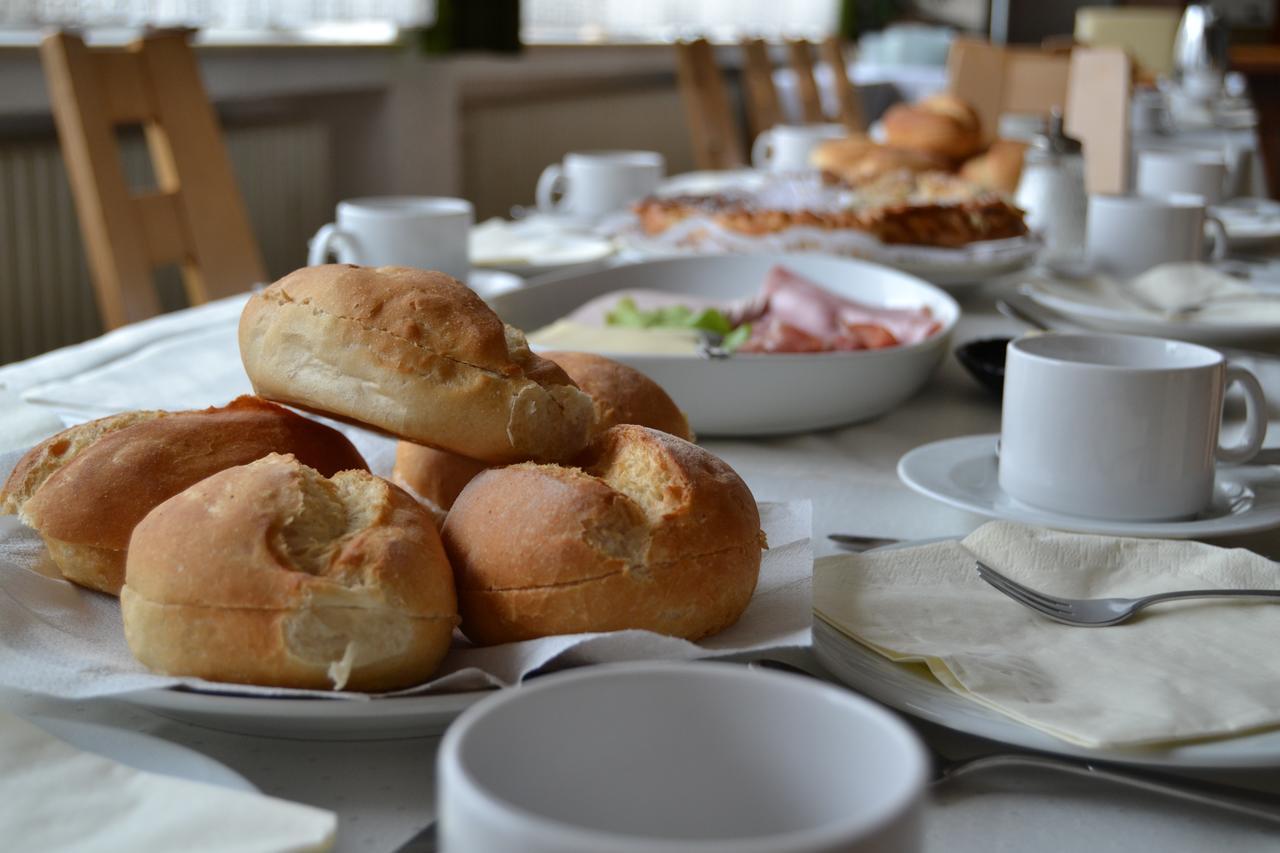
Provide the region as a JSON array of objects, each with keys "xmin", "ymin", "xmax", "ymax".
[{"xmin": 489, "ymin": 254, "xmax": 960, "ymax": 436}]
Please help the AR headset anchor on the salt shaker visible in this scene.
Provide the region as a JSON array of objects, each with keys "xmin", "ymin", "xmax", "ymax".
[{"xmin": 1014, "ymin": 111, "xmax": 1087, "ymax": 263}]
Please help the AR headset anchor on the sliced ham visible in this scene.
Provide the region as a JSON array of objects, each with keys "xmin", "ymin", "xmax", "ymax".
[{"xmin": 750, "ymin": 265, "xmax": 940, "ymax": 348}]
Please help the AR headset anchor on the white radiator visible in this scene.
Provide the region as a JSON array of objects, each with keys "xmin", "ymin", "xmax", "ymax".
[{"xmin": 0, "ymin": 120, "xmax": 332, "ymax": 365}]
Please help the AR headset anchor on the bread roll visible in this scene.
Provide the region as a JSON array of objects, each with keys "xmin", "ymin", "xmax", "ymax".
[
  {"xmin": 392, "ymin": 351, "xmax": 694, "ymax": 516},
  {"xmin": 442, "ymin": 424, "xmax": 763, "ymax": 645},
  {"xmin": 959, "ymin": 140, "xmax": 1028, "ymax": 195},
  {"xmin": 239, "ymin": 264, "xmax": 595, "ymax": 464},
  {"xmin": 0, "ymin": 396, "xmax": 367, "ymax": 595},
  {"xmin": 882, "ymin": 93, "xmax": 983, "ymax": 162},
  {"xmin": 122, "ymin": 454, "xmax": 458, "ymax": 692}
]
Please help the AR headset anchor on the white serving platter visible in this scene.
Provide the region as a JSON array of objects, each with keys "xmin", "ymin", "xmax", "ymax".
[{"xmin": 489, "ymin": 254, "xmax": 960, "ymax": 436}]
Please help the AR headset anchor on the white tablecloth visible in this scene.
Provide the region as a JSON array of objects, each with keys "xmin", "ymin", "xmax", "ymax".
[{"xmin": 2, "ymin": 286, "xmax": 1279, "ymax": 852}]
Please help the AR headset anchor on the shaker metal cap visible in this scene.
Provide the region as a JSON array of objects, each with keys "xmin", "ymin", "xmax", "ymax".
[{"xmin": 1029, "ymin": 109, "xmax": 1082, "ymax": 157}]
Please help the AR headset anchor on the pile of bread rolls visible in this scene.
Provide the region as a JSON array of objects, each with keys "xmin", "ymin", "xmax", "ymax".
[
  {"xmin": 811, "ymin": 92, "xmax": 1029, "ymax": 195},
  {"xmin": 1, "ymin": 264, "xmax": 765, "ymax": 692}
]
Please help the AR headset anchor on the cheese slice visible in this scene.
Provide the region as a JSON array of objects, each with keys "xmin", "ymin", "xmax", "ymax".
[{"xmin": 0, "ymin": 712, "xmax": 336, "ymax": 852}]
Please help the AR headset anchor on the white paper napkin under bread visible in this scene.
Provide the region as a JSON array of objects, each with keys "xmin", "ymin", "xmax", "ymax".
[
  {"xmin": 814, "ymin": 521, "xmax": 1280, "ymax": 748},
  {"xmin": 0, "ymin": 446, "xmax": 812, "ymax": 701},
  {"xmin": 0, "ymin": 712, "xmax": 336, "ymax": 851}
]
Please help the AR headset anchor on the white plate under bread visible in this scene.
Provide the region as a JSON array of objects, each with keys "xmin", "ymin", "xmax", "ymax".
[{"xmin": 490, "ymin": 254, "xmax": 960, "ymax": 435}]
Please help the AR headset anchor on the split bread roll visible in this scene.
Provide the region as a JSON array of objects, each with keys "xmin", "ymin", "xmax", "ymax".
[
  {"xmin": 0, "ymin": 397, "xmax": 367, "ymax": 595},
  {"xmin": 393, "ymin": 351, "xmax": 694, "ymax": 515},
  {"xmin": 882, "ymin": 93, "xmax": 983, "ymax": 162},
  {"xmin": 442, "ymin": 424, "xmax": 764, "ymax": 645},
  {"xmin": 959, "ymin": 139, "xmax": 1028, "ymax": 195},
  {"xmin": 239, "ymin": 264, "xmax": 595, "ymax": 464},
  {"xmin": 122, "ymin": 454, "xmax": 458, "ymax": 692}
]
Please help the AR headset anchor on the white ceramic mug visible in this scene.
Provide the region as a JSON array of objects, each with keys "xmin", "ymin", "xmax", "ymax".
[
  {"xmin": 1135, "ymin": 150, "xmax": 1229, "ymax": 204},
  {"xmin": 308, "ymin": 196, "xmax": 473, "ymax": 281},
  {"xmin": 751, "ymin": 123, "xmax": 847, "ymax": 172},
  {"xmin": 1086, "ymin": 193, "xmax": 1227, "ymax": 277},
  {"xmin": 999, "ymin": 333, "xmax": 1266, "ymax": 521},
  {"xmin": 535, "ymin": 151, "xmax": 664, "ymax": 219},
  {"xmin": 438, "ymin": 662, "xmax": 928, "ymax": 853}
]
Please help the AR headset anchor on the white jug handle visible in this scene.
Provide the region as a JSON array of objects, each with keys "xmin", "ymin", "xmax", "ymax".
[
  {"xmin": 535, "ymin": 164, "xmax": 566, "ymax": 214},
  {"xmin": 1217, "ymin": 364, "xmax": 1267, "ymax": 464},
  {"xmin": 308, "ymin": 224, "xmax": 360, "ymax": 266},
  {"xmin": 1206, "ymin": 214, "xmax": 1230, "ymax": 262},
  {"xmin": 751, "ymin": 130, "xmax": 775, "ymax": 170}
]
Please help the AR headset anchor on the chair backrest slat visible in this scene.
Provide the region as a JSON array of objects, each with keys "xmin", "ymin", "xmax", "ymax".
[
  {"xmin": 40, "ymin": 30, "xmax": 266, "ymax": 329},
  {"xmin": 820, "ymin": 36, "xmax": 864, "ymax": 132},
  {"xmin": 675, "ymin": 38, "xmax": 745, "ymax": 170},
  {"xmin": 787, "ymin": 40, "xmax": 825, "ymax": 123},
  {"xmin": 740, "ymin": 38, "xmax": 782, "ymax": 138}
]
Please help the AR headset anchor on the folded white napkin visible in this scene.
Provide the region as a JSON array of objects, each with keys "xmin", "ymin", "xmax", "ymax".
[
  {"xmin": 814, "ymin": 521, "xmax": 1280, "ymax": 748},
  {"xmin": 1026, "ymin": 262, "xmax": 1280, "ymax": 325},
  {"xmin": 0, "ymin": 712, "xmax": 335, "ymax": 852}
]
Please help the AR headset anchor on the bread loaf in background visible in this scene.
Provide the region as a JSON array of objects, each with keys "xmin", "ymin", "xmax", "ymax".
[
  {"xmin": 122, "ymin": 454, "xmax": 458, "ymax": 692},
  {"xmin": 442, "ymin": 424, "xmax": 763, "ymax": 645},
  {"xmin": 882, "ymin": 93, "xmax": 984, "ymax": 162},
  {"xmin": 0, "ymin": 396, "xmax": 367, "ymax": 595},
  {"xmin": 393, "ymin": 350, "xmax": 694, "ymax": 517},
  {"xmin": 239, "ymin": 264, "xmax": 596, "ymax": 464}
]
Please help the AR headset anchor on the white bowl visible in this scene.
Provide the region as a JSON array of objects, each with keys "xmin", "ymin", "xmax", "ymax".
[
  {"xmin": 489, "ymin": 254, "xmax": 960, "ymax": 436},
  {"xmin": 438, "ymin": 662, "xmax": 928, "ymax": 853}
]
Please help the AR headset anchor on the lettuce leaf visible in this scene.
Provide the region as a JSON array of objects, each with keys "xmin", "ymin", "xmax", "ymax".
[{"xmin": 605, "ymin": 297, "xmax": 749, "ymax": 350}]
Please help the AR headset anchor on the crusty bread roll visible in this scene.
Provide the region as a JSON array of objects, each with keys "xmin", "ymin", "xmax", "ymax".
[
  {"xmin": 239, "ymin": 264, "xmax": 595, "ymax": 464},
  {"xmin": 959, "ymin": 139, "xmax": 1028, "ymax": 195},
  {"xmin": 0, "ymin": 396, "xmax": 367, "ymax": 596},
  {"xmin": 392, "ymin": 351, "xmax": 694, "ymax": 517},
  {"xmin": 442, "ymin": 424, "xmax": 763, "ymax": 645},
  {"xmin": 121, "ymin": 454, "xmax": 458, "ymax": 692},
  {"xmin": 883, "ymin": 93, "xmax": 983, "ymax": 162}
]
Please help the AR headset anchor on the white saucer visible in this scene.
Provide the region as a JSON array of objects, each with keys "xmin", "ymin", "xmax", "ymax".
[
  {"xmin": 1215, "ymin": 199, "xmax": 1280, "ymax": 250},
  {"xmin": 898, "ymin": 434, "xmax": 1280, "ymax": 538}
]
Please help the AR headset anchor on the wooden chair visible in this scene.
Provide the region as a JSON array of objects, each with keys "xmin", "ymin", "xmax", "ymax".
[
  {"xmin": 41, "ymin": 30, "xmax": 266, "ymax": 329},
  {"xmin": 740, "ymin": 39, "xmax": 783, "ymax": 139},
  {"xmin": 787, "ymin": 40, "xmax": 825, "ymax": 123},
  {"xmin": 947, "ymin": 37, "xmax": 1073, "ymax": 145},
  {"xmin": 819, "ymin": 37, "xmax": 865, "ymax": 132},
  {"xmin": 674, "ymin": 38, "xmax": 746, "ymax": 171}
]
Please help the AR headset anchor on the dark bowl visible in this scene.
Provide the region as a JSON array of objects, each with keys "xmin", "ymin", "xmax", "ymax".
[{"xmin": 954, "ymin": 337, "xmax": 1011, "ymax": 397}]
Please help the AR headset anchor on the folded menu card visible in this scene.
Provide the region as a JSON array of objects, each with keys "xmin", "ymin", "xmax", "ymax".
[
  {"xmin": 0, "ymin": 712, "xmax": 335, "ymax": 851},
  {"xmin": 814, "ymin": 521, "xmax": 1280, "ymax": 748},
  {"xmin": 0, "ymin": 442, "xmax": 811, "ymax": 700}
]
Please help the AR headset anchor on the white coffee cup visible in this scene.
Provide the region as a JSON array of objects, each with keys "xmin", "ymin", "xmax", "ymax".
[
  {"xmin": 438, "ymin": 662, "xmax": 928, "ymax": 853},
  {"xmin": 535, "ymin": 150, "xmax": 664, "ymax": 220},
  {"xmin": 308, "ymin": 196, "xmax": 473, "ymax": 281},
  {"xmin": 999, "ymin": 333, "xmax": 1266, "ymax": 521},
  {"xmin": 1086, "ymin": 193, "xmax": 1227, "ymax": 277},
  {"xmin": 1135, "ymin": 150, "xmax": 1229, "ymax": 204},
  {"xmin": 751, "ymin": 123, "xmax": 847, "ymax": 172}
]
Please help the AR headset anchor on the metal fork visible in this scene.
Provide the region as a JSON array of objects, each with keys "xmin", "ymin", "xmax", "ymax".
[{"xmin": 974, "ymin": 560, "xmax": 1280, "ymax": 627}]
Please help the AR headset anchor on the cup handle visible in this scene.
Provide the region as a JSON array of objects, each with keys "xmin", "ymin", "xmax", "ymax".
[
  {"xmin": 750, "ymin": 130, "xmax": 775, "ymax": 170},
  {"xmin": 1217, "ymin": 364, "xmax": 1267, "ymax": 464},
  {"xmin": 308, "ymin": 224, "xmax": 360, "ymax": 266},
  {"xmin": 535, "ymin": 164, "xmax": 566, "ymax": 213},
  {"xmin": 1206, "ymin": 214, "xmax": 1230, "ymax": 262}
]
